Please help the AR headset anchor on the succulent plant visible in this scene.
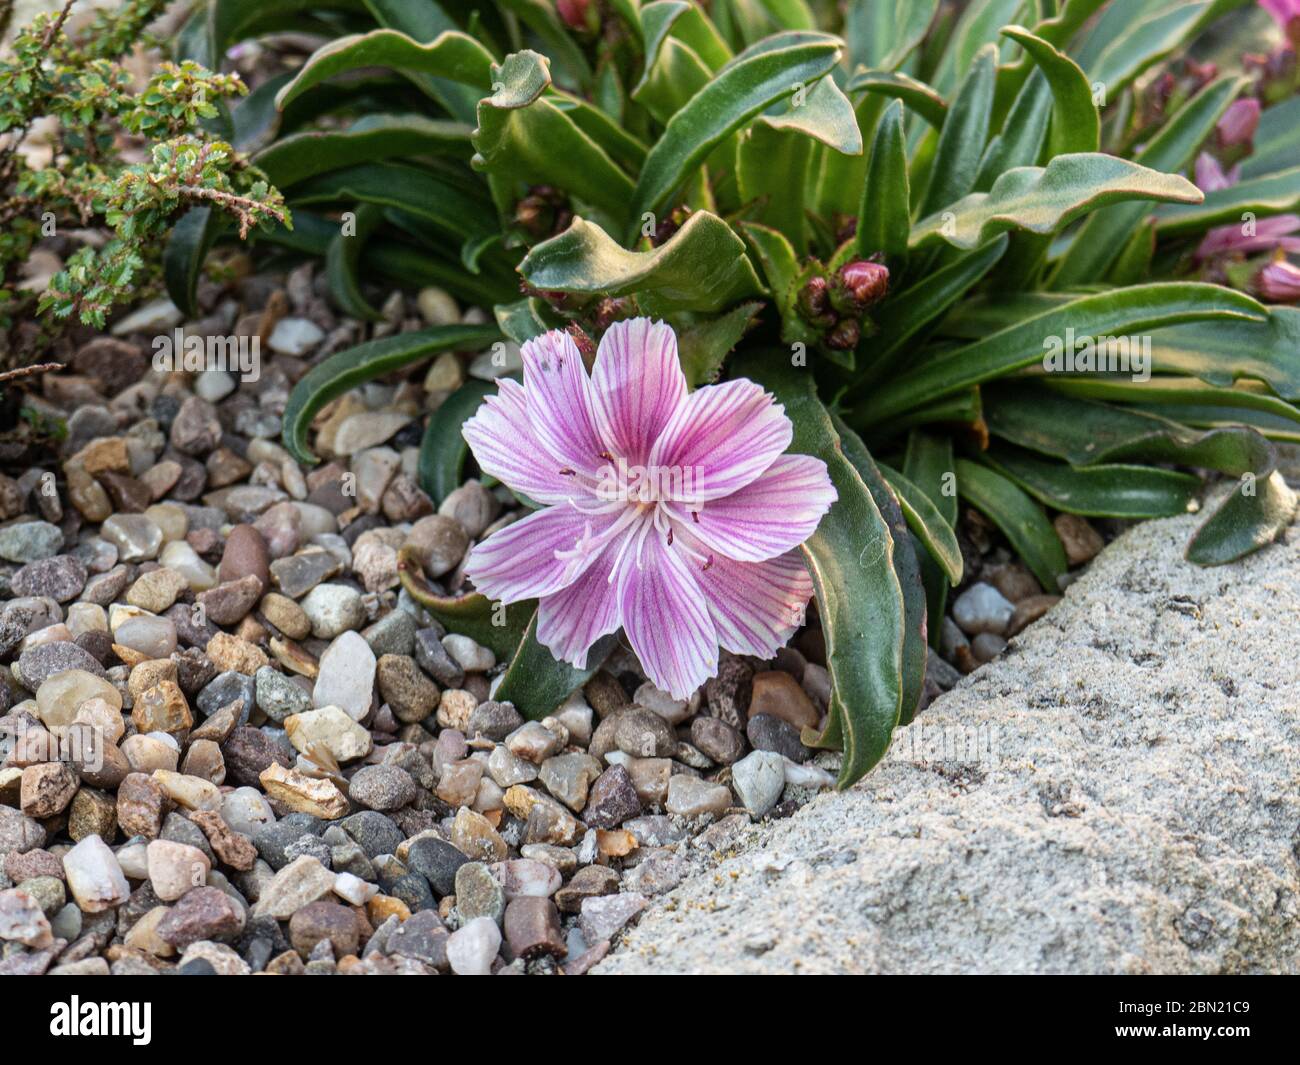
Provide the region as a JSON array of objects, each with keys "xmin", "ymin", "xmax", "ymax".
[{"xmin": 171, "ymin": 0, "xmax": 1300, "ymax": 787}]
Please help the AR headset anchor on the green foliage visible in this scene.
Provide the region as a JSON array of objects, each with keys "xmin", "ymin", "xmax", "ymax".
[
  {"xmin": 0, "ymin": 0, "xmax": 288, "ymax": 337},
  {"xmin": 182, "ymin": 0, "xmax": 1300, "ymax": 786}
]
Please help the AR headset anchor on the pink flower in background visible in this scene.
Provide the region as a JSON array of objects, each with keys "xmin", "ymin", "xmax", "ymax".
[
  {"xmin": 1256, "ymin": 256, "xmax": 1300, "ymax": 301},
  {"xmin": 1215, "ymin": 97, "xmax": 1261, "ymax": 149},
  {"xmin": 1261, "ymin": 0, "xmax": 1300, "ymax": 42},
  {"xmin": 1193, "ymin": 152, "xmax": 1300, "ymax": 259},
  {"xmin": 462, "ymin": 318, "xmax": 836, "ymax": 698}
]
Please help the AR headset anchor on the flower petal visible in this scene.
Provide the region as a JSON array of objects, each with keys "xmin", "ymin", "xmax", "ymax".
[
  {"xmin": 464, "ymin": 503, "xmax": 617, "ymax": 602},
  {"xmin": 521, "ymin": 329, "xmax": 606, "ymax": 477},
  {"xmin": 664, "ymin": 454, "xmax": 836, "ymax": 562},
  {"xmin": 536, "ymin": 539, "xmax": 623, "ymax": 669},
  {"xmin": 463, "ymin": 378, "xmax": 581, "ymax": 505},
  {"xmin": 619, "ymin": 525, "xmax": 718, "ymax": 699},
  {"xmin": 590, "ymin": 318, "xmax": 687, "ymax": 465},
  {"xmin": 649, "ymin": 378, "xmax": 793, "ymax": 501},
  {"xmin": 688, "ymin": 545, "xmax": 814, "ymax": 659}
]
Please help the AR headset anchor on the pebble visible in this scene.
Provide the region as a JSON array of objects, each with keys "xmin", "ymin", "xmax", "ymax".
[
  {"xmin": 441, "ymin": 633, "xmax": 495, "ymax": 672},
  {"xmin": 578, "ymin": 892, "xmax": 647, "ymax": 942},
  {"xmin": 300, "ymin": 583, "xmax": 366, "ymax": 638},
  {"xmin": 0, "ymin": 521, "xmax": 63, "ymax": 563},
  {"xmin": 0, "ymin": 888, "xmax": 54, "ymax": 948},
  {"xmin": 1007, "ymin": 594, "xmax": 1062, "ymax": 636},
  {"xmin": 664, "ymin": 775, "xmax": 732, "ymax": 818},
  {"xmin": 100, "ymin": 514, "xmax": 163, "ymax": 561},
  {"xmin": 582, "ymin": 765, "xmax": 642, "ymax": 828},
  {"xmin": 746, "ymin": 714, "xmax": 810, "ymax": 763},
  {"xmin": 313, "ymin": 631, "xmax": 376, "ymax": 720},
  {"xmin": 748, "ymin": 670, "xmax": 820, "ymax": 730},
  {"xmin": 445, "ymin": 916, "xmax": 500, "ymax": 975},
  {"xmin": 285, "ymin": 705, "xmax": 371, "ymax": 762},
  {"xmin": 255, "ymin": 666, "xmax": 313, "ymax": 723},
  {"xmin": 289, "ymin": 900, "xmax": 358, "ymax": 958},
  {"xmin": 971, "ymin": 632, "xmax": 1008, "ymax": 663},
  {"xmin": 1053, "ymin": 513, "xmax": 1103, "ymax": 567},
  {"xmin": 19, "ymin": 642, "xmax": 107, "ymax": 691},
  {"xmin": 690, "ymin": 716, "xmax": 745, "ymax": 764},
  {"xmin": 455, "ymin": 861, "xmax": 506, "ymax": 923},
  {"xmin": 146, "ymin": 840, "xmax": 211, "ymax": 900},
  {"xmin": 155, "ymin": 885, "xmax": 245, "ymax": 949},
  {"xmin": 259, "ymin": 764, "xmax": 348, "ymax": 819},
  {"xmin": 376, "ymin": 653, "xmax": 438, "ymax": 723},
  {"xmin": 490, "ymin": 859, "xmax": 562, "ymax": 899},
  {"xmin": 269, "ymin": 549, "xmax": 340, "ymax": 598},
  {"xmin": 730, "ymin": 750, "xmax": 786, "ymax": 817},
  {"xmin": 63, "ymin": 834, "xmax": 130, "ymax": 912},
  {"xmin": 404, "ymin": 837, "xmax": 468, "ymax": 896},
  {"xmin": 349, "ymin": 765, "xmax": 417, "ymax": 811},
  {"xmin": 952, "ymin": 582, "xmax": 1016, "ymax": 636},
  {"xmin": 268, "ymin": 317, "xmax": 325, "ymax": 356},
  {"xmin": 405, "ymin": 514, "xmax": 468, "ymax": 578},
  {"xmin": 252, "ymin": 855, "xmax": 337, "ymax": 919},
  {"xmin": 504, "ymin": 896, "xmax": 566, "ymax": 959},
  {"xmin": 11, "ymin": 556, "xmax": 87, "ymax": 602},
  {"xmin": 415, "ymin": 627, "xmax": 464, "ymax": 688}
]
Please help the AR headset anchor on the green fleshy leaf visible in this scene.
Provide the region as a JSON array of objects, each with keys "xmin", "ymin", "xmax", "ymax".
[
  {"xmin": 418, "ymin": 380, "xmax": 495, "ymax": 505},
  {"xmin": 1001, "ymin": 25, "xmax": 1098, "ymax": 157},
  {"xmin": 472, "ymin": 51, "xmax": 636, "ymax": 230},
  {"xmin": 918, "ymin": 43, "xmax": 997, "ymax": 217},
  {"xmin": 978, "ymin": 444, "xmax": 1200, "ymax": 518},
  {"xmin": 1050, "ymin": 74, "xmax": 1244, "ymax": 288},
  {"xmin": 738, "ymin": 354, "xmax": 906, "ymax": 789},
  {"xmin": 878, "ymin": 463, "xmax": 963, "ymax": 584},
  {"xmin": 846, "ymin": 69, "xmax": 948, "ymax": 129},
  {"xmin": 254, "ymin": 115, "xmax": 473, "ymax": 188},
  {"xmin": 275, "ymin": 29, "xmax": 496, "ymax": 110},
  {"xmin": 494, "ymin": 620, "xmax": 619, "ymax": 721},
  {"xmin": 677, "ymin": 301, "xmax": 764, "ymax": 386},
  {"xmin": 163, "ymin": 207, "xmax": 223, "ymax": 319},
  {"xmin": 287, "ymin": 162, "xmax": 497, "ymax": 244},
  {"xmin": 862, "ymin": 282, "xmax": 1266, "ymax": 422},
  {"xmin": 627, "ymin": 33, "xmax": 842, "ymax": 235},
  {"xmin": 324, "ymin": 202, "xmax": 385, "ymax": 321},
  {"xmin": 984, "ymin": 383, "xmax": 1297, "ymax": 564},
  {"xmin": 396, "ymin": 547, "xmax": 534, "ymax": 659},
  {"xmin": 844, "ymin": 0, "xmax": 938, "ymax": 70},
  {"xmin": 520, "ymin": 212, "xmax": 765, "ymax": 315},
  {"xmin": 912, "ymin": 153, "xmax": 1203, "ymax": 250},
  {"xmin": 955, "ymin": 459, "xmax": 1069, "ymax": 592},
  {"xmin": 1154, "ymin": 165, "xmax": 1300, "ymax": 237},
  {"xmin": 855, "ymin": 99, "xmax": 910, "ymax": 260}
]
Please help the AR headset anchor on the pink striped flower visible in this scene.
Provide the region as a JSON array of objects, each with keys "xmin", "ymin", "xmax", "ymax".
[
  {"xmin": 462, "ymin": 318, "xmax": 836, "ymax": 698},
  {"xmin": 1194, "ymin": 151, "xmax": 1300, "ymax": 259}
]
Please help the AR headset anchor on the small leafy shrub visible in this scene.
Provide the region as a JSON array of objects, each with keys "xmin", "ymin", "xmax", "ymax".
[
  {"xmin": 174, "ymin": 0, "xmax": 1300, "ymax": 787},
  {"xmin": 0, "ymin": 0, "xmax": 287, "ymax": 352}
]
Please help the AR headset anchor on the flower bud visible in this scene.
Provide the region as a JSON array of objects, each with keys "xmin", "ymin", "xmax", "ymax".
[
  {"xmin": 1217, "ymin": 98, "xmax": 1261, "ymax": 149},
  {"xmin": 557, "ymin": 0, "xmax": 598, "ymax": 34},
  {"xmin": 824, "ymin": 318, "xmax": 861, "ymax": 351},
  {"xmin": 1256, "ymin": 257, "xmax": 1300, "ymax": 303},
  {"xmin": 836, "ymin": 259, "xmax": 890, "ymax": 311},
  {"xmin": 797, "ymin": 274, "xmax": 831, "ymax": 320}
]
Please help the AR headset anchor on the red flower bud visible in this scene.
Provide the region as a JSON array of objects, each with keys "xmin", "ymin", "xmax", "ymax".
[
  {"xmin": 556, "ymin": 0, "xmax": 597, "ymax": 33},
  {"xmin": 824, "ymin": 318, "xmax": 861, "ymax": 351},
  {"xmin": 797, "ymin": 274, "xmax": 831, "ymax": 320},
  {"xmin": 837, "ymin": 259, "xmax": 890, "ymax": 309}
]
